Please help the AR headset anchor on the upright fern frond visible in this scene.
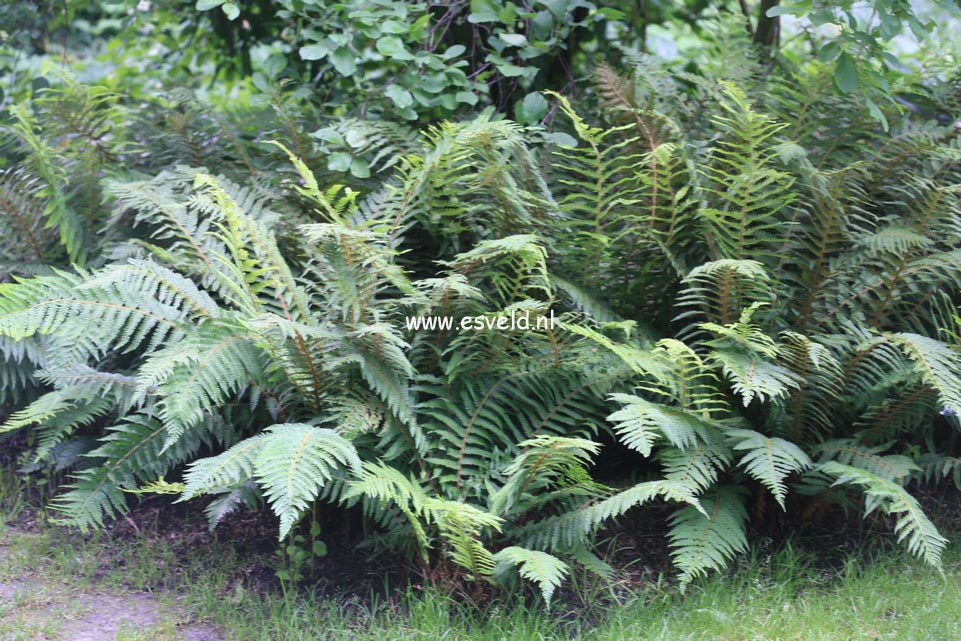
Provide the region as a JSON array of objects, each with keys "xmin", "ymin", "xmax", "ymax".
[
  {"xmin": 676, "ymin": 259, "xmax": 774, "ymax": 328},
  {"xmin": 660, "ymin": 437, "xmax": 732, "ymax": 494},
  {"xmin": 5, "ymin": 105, "xmax": 86, "ymax": 264},
  {"xmin": 699, "ymin": 83, "xmax": 795, "ymax": 262},
  {"xmin": 700, "ymin": 304, "xmax": 803, "ymax": 406},
  {"xmin": 0, "ymin": 168, "xmax": 63, "ymax": 274}
]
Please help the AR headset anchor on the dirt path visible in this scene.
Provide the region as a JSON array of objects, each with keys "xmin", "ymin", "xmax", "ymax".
[{"xmin": 0, "ymin": 533, "xmax": 221, "ymax": 641}]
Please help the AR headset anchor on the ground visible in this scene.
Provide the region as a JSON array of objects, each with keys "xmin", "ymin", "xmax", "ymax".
[
  {"xmin": 0, "ymin": 527, "xmax": 220, "ymax": 641},
  {"xmin": 1, "ymin": 464, "xmax": 960, "ymax": 641}
]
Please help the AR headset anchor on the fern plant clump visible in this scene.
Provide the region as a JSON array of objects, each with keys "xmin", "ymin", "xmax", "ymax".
[{"xmin": 1, "ymin": 20, "xmax": 961, "ymax": 604}]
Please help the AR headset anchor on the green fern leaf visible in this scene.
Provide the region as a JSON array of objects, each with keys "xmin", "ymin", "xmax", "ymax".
[
  {"xmin": 816, "ymin": 440, "xmax": 919, "ymax": 483},
  {"xmin": 888, "ymin": 333, "xmax": 961, "ymax": 415},
  {"xmin": 820, "ymin": 462, "xmax": 947, "ymax": 569},
  {"xmin": 727, "ymin": 429, "xmax": 811, "ymax": 508},
  {"xmin": 493, "ymin": 546, "xmax": 569, "ymax": 606},
  {"xmin": 607, "ymin": 393, "xmax": 704, "ymax": 455},
  {"xmin": 253, "ymin": 424, "xmax": 361, "ymax": 539},
  {"xmin": 660, "ymin": 436, "xmax": 732, "ymax": 494},
  {"xmin": 55, "ymin": 414, "xmax": 211, "ymax": 529},
  {"xmin": 668, "ymin": 487, "xmax": 748, "ymax": 587}
]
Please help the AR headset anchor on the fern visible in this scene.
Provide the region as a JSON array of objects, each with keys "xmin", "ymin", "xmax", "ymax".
[
  {"xmin": 56, "ymin": 414, "xmax": 215, "ymax": 529},
  {"xmin": 888, "ymin": 333, "xmax": 961, "ymax": 415},
  {"xmin": 607, "ymin": 394, "xmax": 703, "ymax": 455},
  {"xmin": 668, "ymin": 488, "xmax": 749, "ymax": 587},
  {"xmin": 2, "ymin": 53, "xmax": 960, "ymax": 600},
  {"xmin": 698, "ymin": 83, "xmax": 795, "ymax": 262},
  {"xmin": 493, "ymin": 547, "xmax": 569, "ymax": 606},
  {"xmin": 820, "ymin": 462, "xmax": 948, "ymax": 569},
  {"xmin": 139, "ymin": 319, "xmax": 265, "ymax": 443},
  {"xmin": 520, "ymin": 479, "xmax": 703, "ymax": 551},
  {"xmin": 660, "ymin": 439, "xmax": 732, "ymax": 494},
  {"xmin": 5, "ymin": 105, "xmax": 86, "ymax": 264},
  {"xmin": 0, "ymin": 167, "xmax": 63, "ymax": 273},
  {"xmin": 727, "ymin": 429, "xmax": 811, "ymax": 508},
  {"xmin": 253, "ymin": 424, "xmax": 361, "ymax": 538},
  {"xmin": 183, "ymin": 424, "xmax": 360, "ymax": 538},
  {"xmin": 816, "ymin": 440, "xmax": 919, "ymax": 483}
]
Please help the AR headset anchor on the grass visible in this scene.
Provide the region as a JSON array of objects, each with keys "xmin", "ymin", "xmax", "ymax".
[{"xmin": 1, "ymin": 465, "xmax": 960, "ymax": 641}]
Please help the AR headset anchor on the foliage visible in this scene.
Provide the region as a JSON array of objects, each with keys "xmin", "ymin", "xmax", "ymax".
[{"xmin": 1, "ymin": 0, "xmax": 961, "ymax": 607}]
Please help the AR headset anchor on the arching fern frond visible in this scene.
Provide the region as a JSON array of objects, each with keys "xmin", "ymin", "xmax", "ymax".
[
  {"xmin": 137, "ymin": 319, "xmax": 265, "ymax": 444},
  {"xmin": 888, "ymin": 333, "xmax": 961, "ymax": 415},
  {"xmin": 816, "ymin": 440, "xmax": 919, "ymax": 483},
  {"xmin": 493, "ymin": 546, "xmax": 569, "ymax": 606},
  {"xmin": 520, "ymin": 479, "xmax": 703, "ymax": 551},
  {"xmin": 727, "ymin": 428, "xmax": 811, "ymax": 508},
  {"xmin": 182, "ymin": 424, "xmax": 362, "ymax": 539},
  {"xmin": 668, "ymin": 487, "xmax": 749, "ymax": 587},
  {"xmin": 820, "ymin": 462, "xmax": 947, "ymax": 569},
  {"xmin": 55, "ymin": 414, "xmax": 215, "ymax": 530},
  {"xmin": 252, "ymin": 424, "xmax": 361, "ymax": 539},
  {"xmin": 607, "ymin": 394, "xmax": 704, "ymax": 455}
]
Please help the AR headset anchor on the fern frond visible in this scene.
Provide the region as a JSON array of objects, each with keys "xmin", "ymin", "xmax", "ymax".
[
  {"xmin": 816, "ymin": 440, "xmax": 919, "ymax": 483},
  {"xmin": 55, "ymin": 414, "xmax": 213, "ymax": 529},
  {"xmin": 343, "ymin": 460, "xmax": 433, "ymax": 559},
  {"xmin": 820, "ymin": 462, "xmax": 947, "ymax": 569},
  {"xmin": 181, "ymin": 433, "xmax": 269, "ymax": 501},
  {"xmin": 138, "ymin": 319, "xmax": 265, "ymax": 443},
  {"xmin": 251, "ymin": 423, "xmax": 362, "ymax": 539},
  {"xmin": 493, "ymin": 546, "xmax": 569, "ymax": 606},
  {"xmin": 520, "ymin": 479, "xmax": 703, "ymax": 551},
  {"xmin": 202, "ymin": 480, "xmax": 261, "ymax": 531},
  {"xmin": 660, "ymin": 437, "xmax": 732, "ymax": 494},
  {"xmin": 0, "ymin": 335, "xmax": 44, "ymax": 406},
  {"xmin": 888, "ymin": 333, "xmax": 961, "ymax": 415},
  {"xmin": 0, "ymin": 268, "xmax": 187, "ymax": 357},
  {"xmin": 916, "ymin": 454, "xmax": 961, "ymax": 491},
  {"xmin": 0, "ymin": 167, "xmax": 63, "ymax": 272},
  {"xmin": 704, "ymin": 313, "xmax": 803, "ymax": 406},
  {"xmin": 490, "ymin": 435, "xmax": 603, "ymax": 516},
  {"xmin": 6, "ymin": 105, "xmax": 86, "ymax": 264},
  {"xmin": 727, "ymin": 429, "xmax": 811, "ymax": 508},
  {"xmin": 441, "ymin": 234, "xmax": 551, "ymax": 304},
  {"xmin": 668, "ymin": 487, "xmax": 749, "ymax": 587},
  {"xmin": 427, "ymin": 497, "xmax": 501, "ymax": 579},
  {"xmin": 0, "ymin": 385, "xmax": 115, "ymax": 465},
  {"xmin": 607, "ymin": 394, "xmax": 704, "ymax": 455},
  {"xmin": 699, "ymin": 83, "xmax": 795, "ymax": 262},
  {"xmin": 677, "ymin": 259, "xmax": 774, "ymax": 328}
]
